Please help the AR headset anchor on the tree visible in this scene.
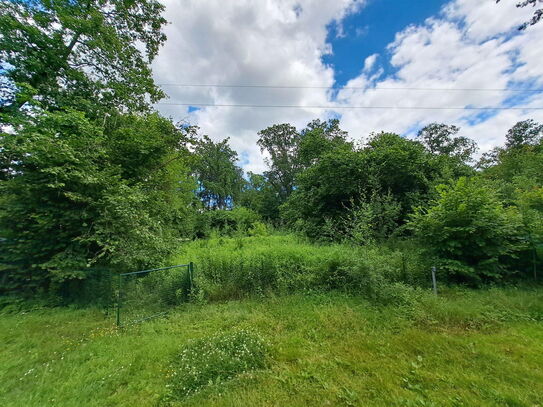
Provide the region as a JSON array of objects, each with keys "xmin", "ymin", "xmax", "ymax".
[
  {"xmin": 410, "ymin": 177, "xmax": 524, "ymax": 284},
  {"xmin": 417, "ymin": 123, "xmax": 477, "ymax": 162},
  {"xmin": 257, "ymin": 123, "xmax": 301, "ymax": 201},
  {"xmin": 298, "ymin": 118, "xmax": 351, "ymax": 168},
  {"xmin": 239, "ymin": 172, "xmax": 281, "ymax": 222},
  {"xmin": 505, "ymin": 119, "xmax": 543, "ymax": 149},
  {"xmin": 0, "ymin": 0, "xmax": 167, "ymax": 118},
  {"xmin": 281, "ymin": 144, "xmax": 363, "ymax": 238},
  {"xmin": 496, "ymin": 0, "xmax": 543, "ymax": 30},
  {"xmin": 364, "ymin": 132, "xmax": 436, "ymax": 218},
  {"xmin": 0, "ymin": 110, "xmax": 194, "ymax": 293},
  {"xmin": 479, "ymin": 120, "xmax": 543, "ymax": 191},
  {"xmin": 193, "ymin": 136, "xmax": 243, "ymax": 210}
]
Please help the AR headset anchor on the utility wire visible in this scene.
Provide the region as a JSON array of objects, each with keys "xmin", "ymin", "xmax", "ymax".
[
  {"xmin": 156, "ymin": 83, "xmax": 543, "ymax": 92},
  {"xmin": 156, "ymin": 102, "xmax": 543, "ymax": 110}
]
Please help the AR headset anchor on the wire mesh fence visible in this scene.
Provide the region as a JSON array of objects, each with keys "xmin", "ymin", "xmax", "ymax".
[{"xmin": 115, "ymin": 263, "xmax": 194, "ymax": 327}]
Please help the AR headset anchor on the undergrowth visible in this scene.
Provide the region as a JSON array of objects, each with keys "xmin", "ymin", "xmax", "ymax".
[{"xmin": 173, "ymin": 234, "xmax": 429, "ymax": 302}]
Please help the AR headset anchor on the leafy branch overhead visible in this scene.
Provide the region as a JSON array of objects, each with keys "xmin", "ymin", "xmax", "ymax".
[
  {"xmin": 0, "ymin": 0, "xmax": 167, "ymax": 117},
  {"xmin": 496, "ymin": 0, "xmax": 543, "ymax": 30}
]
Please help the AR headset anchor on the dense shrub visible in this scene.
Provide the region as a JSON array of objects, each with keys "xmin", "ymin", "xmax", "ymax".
[
  {"xmin": 410, "ymin": 177, "xmax": 525, "ymax": 284},
  {"xmin": 0, "ymin": 111, "xmax": 195, "ymax": 295},
  {"xmin": 195, "ymin": 207, "xmax": 261, "ymax": 238}
]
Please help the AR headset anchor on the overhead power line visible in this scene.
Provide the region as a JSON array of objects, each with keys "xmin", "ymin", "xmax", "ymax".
[
  {"xmin": 156, "ymin": 83, "xmax": 543, "ymax": 92},
  {"xmin": 156, "ymin": 102, "xmax": 543, "ymax": 110}
]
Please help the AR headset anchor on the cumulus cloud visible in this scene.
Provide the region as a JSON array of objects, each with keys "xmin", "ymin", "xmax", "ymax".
[
  {"xmin": 153, "ymin": 0, "xmax": 543, "ymax": 172},
  {"xmin": 153, "ymin": 0, "xmax": 365, "ymax": 172},
  {"xmin": 338, "ymin": 0, "xmax": 543, "ymax": 150}
]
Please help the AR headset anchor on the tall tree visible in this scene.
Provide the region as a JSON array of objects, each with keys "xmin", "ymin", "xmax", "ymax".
[
  {"xmin": 417, "ymin": 123, "xmax": 477, "ymax": 162},
  {"xmin": 239, "ymin": 172, "xmax": 281, "ymax": 222},
  {"xmin": 193, "ymin": 136, "xmax": 243, "ymax": 210},
  {"xmin": 0, "ymin": 111, "xmax": 194, "ymax": 293},
  {"xmin": 505, "ymin": 119, "xmax": 543, "ymax": 149},
  {"xmin": 0, "ymin": 0, "xmax": 167, "ymax": 118},
  {"xmin": 298, "ymin": 118, "xmax": 351, "ymax": 168},
  {"xmin": 257, "ymin": 123, "xmax": 301, "ymax": 201}
]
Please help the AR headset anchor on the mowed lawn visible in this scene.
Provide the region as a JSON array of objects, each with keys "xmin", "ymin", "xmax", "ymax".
[{"xmin": 1, "ymin": 289, "xmax": 543, "ymax": 407}]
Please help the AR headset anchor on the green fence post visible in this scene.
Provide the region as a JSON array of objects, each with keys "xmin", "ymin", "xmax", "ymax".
[
  {"xmin": 189, "ymin": 262, "xmax": 194, "ymax": 293},
  {"xmin": 116, "ymin": 273, "xmax": 122, "ymax": 327}
]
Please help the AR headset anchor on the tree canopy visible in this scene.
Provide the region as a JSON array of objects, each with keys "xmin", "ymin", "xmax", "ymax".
[{"xmin": 0, "ymin": 0, "xmax": 166, "ymax": 119}]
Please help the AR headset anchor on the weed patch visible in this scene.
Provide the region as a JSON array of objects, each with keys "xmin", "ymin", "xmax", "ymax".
[{"xmin": 164, "ymin": 329, "xmax": 269, "ymax": 401}]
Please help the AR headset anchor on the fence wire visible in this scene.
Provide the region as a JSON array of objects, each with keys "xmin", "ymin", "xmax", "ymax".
[{"xmin": 116, "ymin": 263, "xmax": 194, "ymax": 327}]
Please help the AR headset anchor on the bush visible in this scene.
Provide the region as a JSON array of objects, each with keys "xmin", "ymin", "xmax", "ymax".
[
  {"xmin": 410, "ymin": 177, "xmax": 525, "ymax": 284},
  {"xmin": 165, "ymin": 330, "xmax": 269, "ymax": 400},
  {"xmin": 248, "ymin": 221, "xmax": 270, "ymax": 237}
]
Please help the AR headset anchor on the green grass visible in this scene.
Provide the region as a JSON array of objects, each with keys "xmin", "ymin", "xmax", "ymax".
[{"xmin": 2, "ymin": 288, "xmax": 543, "ymax": 406}]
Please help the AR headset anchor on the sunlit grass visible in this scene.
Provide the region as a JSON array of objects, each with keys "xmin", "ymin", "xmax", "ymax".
[{"xmin": 1, "ymin": 288, "xmax": 542, "ymax": 406}]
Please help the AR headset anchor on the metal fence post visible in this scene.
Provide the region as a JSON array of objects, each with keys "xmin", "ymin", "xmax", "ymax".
[
  {"xmin": 189, "ymin": 262, "xmax": 194, "ymax": 292},
  {"xmin": 431, "ymin": 266, "xmax": 438, "ymax": 296},
  {"xmin": 116, "ymin": 273, "xmax": 122, "ymax": 327}
]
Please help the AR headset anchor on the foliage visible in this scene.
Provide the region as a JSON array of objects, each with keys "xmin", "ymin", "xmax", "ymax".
[
  {"xmin": 505, "ymin": 119, "xmax": 543, "ymax": 149},
  {"xmin": 194, "ymin": 207, "xmax": 261, "ymax": 238},
  {"xmin": 239, "ymin": 172, "xmax": 281, "ymax": 222},
  {"xmin": 0, "ymin": 0, "xmax": 166, "ymax": 118},
  {"xmin": 417, "ymin": 122, "xmax": 477, "ymax": 162},
  {"xmin": 297, "ymin": 118, "xmax": 351, "ymax": 168},
  {"xmin": 0, "ymin": 110, "xmax": 194, "ymax": 293},
  {"xmin": 256, "ymin": 119, "xmax": 351, "ymax": 204},
  {"xmin": 193, "ymin": 135, "xmax": 243, "ymax": 210},
  {"xmin": 165, "ymin": 330, "xmax": 269, "ymax": 401},
  {"xmin": 515, "ymin": 186, "xmax": 543, "ymax": 277},
  {"xmin": 283, "ymin": 132, "xmax": 456, "ymax": 239},
  {"xmin": 257, "ymin": 123, "xmax": 301, "ymax": 201},
  {"xmin": 174, "ymin": 234, "xmax": 428, "ymax": 301},
  {"xmin": 479, "ymin": 122, "xmax": 543, "ymax": 201},
  {"xmin": 247, "ymin": 221, "xmax": 270, "ymax": 237},
  {"xmin": 322, "ymin": 191, "xmax": 403, "ymax": 245},
  {"xmin": 410, "ymin": 177, "xmax": 525, "ymax": 284},
  {"xmin": 496, "ymin": 0, "xmax": 543, "ymax": 30}
]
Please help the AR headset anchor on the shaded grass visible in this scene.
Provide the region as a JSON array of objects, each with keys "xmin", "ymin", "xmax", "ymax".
[{"xmin": 1, "ymin": 287, "xmax": 543, "ymax": 406}]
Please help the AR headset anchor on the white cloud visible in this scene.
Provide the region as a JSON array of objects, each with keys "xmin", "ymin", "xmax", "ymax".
[
  {"xmin": 338, "ymin": 0, "xmax": 543, "ymax": 150},
  {"xmin": 363, "ymin": 53, "xmax": 378, "ymax": 72},
  {"xmin": 153, "ymin": 0, "xmax": 543, "ymax": 173},
  {"xmin": 153, "ymin": 0, "xmax": 365, "ymax": 172}
]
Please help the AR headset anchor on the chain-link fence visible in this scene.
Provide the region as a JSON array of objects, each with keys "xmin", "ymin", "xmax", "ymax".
[{"xmin": 115, "ymin": 263, "xmax": 194, "ymax": 327}]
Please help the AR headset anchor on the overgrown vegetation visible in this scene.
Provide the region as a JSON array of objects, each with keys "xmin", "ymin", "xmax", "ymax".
[
  {"xmin": 173, "ymin": 235, "xmax": 427, "ymax": 302},
  {"xmin": 1, "ymin": 0, "xmax": 542, "ymax": 298},
  {"xmin": 1, "ymin": 1, "xmax": 543, "ymax": 405}
]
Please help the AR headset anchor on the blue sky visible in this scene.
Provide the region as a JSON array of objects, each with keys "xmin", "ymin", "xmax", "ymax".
[
  {"xmin": 154, "ymin": 0, "xmax": 543, "ymax": 173},
  {"xmin": 324, "ymin": 0, "xmax": 447, "ymax": 86}
]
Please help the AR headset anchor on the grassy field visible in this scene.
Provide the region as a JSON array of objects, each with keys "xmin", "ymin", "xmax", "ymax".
[{"xmin": 2, "ymin": 287, "xmax": 543, "ymax": 407}]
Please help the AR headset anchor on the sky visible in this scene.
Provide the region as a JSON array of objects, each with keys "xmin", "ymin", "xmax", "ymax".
[{"xmin": 152, "ymin": 0, "xmax": 543, "ymax": 173}]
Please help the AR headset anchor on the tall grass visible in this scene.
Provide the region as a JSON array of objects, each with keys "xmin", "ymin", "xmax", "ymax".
[{"xmin": 173, "ymin": 234, "xmax": 429, "ymax": 302}]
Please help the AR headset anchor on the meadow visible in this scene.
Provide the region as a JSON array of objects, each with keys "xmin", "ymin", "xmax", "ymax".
[{"xmin": 2, "ymin": 235, "xmax": 543, "ymax": 407}]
